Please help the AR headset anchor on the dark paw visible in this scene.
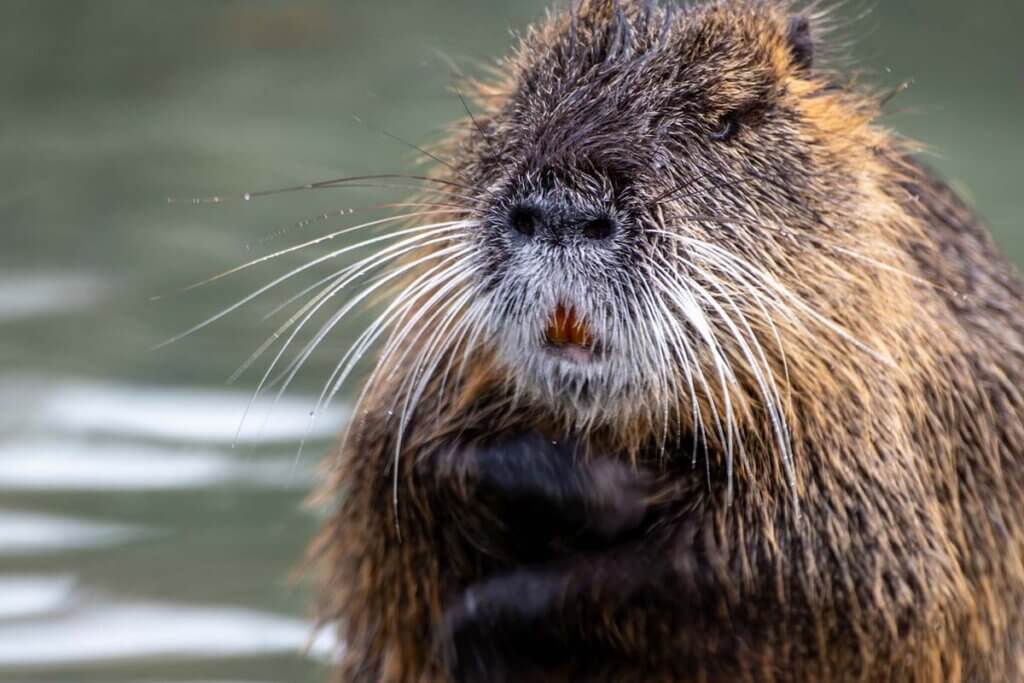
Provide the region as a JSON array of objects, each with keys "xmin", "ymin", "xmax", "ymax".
[
  {"xmin": 460, "ymin": 432, "xmax": 654, "ymax": 548},
  {"xmin": 439, "ymin": 569, "xmax": 563, "ymax": 683},
  {"xmin": 582, "ymin": 458, "xmax": 654, "ymax": 540}
]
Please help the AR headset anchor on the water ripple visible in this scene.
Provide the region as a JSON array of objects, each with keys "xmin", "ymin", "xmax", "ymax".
[
  {"xmin": 8, "ymin": 377, "xmax": 348, "ymax": 444},
  {"xmin": 0, "ymin": 575, "xmax": 76, "ymax": 620},
  {"xmin": 0, "ymin": 510, "xmax": 154, "ymax": 556},
  {"xmin": 0, "ymin": 272, "xmax": 107, "ymax": 322},
  {"xmin": 0, "ymin": 438, "xmax": 311, "ymax": 491},
  {"xmin": 0, "ymin": 599, "xmax": 337, "ymax": 669}
]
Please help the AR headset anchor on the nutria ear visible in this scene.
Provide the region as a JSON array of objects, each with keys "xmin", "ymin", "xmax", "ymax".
[{"xmin": 786, "ymin": 15, "xmax": 814, "ymax": 71}]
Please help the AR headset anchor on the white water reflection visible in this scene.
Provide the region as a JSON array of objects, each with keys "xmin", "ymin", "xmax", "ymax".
[
  {"xmin": 0, "ymin": 272, "xmax": 108, "ymax": 322},
  {"xmin": 13, "ymin": 377, "xmax": 347, "ymax": 444},
  {"xmin": 0, "ymin": 575, "xmax": 76, "ymax": 620},
  {"xmin": 0, "ymin": 377, "xmax": 339, "ymax": 679},
  {"xmin": 0, "ymin": 599, "xmax": 337, "ymax": 668},
  {"xmin": 0, "ymin": 438, "xmax": 311, "ymax": 491},
  {"xmin": 0, "ymin": 510, "xmax": 154, "ymax": 556}
]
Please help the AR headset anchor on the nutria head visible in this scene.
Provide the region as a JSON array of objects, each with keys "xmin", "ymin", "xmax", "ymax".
[
  {"xmin": 353, "ymin": 0, "xmax": 939, "ymax": 507},
  {"xmin": 394, "ymin": 0, "xmax": 915, "ymax": 470}
]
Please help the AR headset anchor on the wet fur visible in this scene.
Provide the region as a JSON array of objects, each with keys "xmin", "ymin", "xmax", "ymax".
[{"xmin": 311, "ymin": 1, "xmax": 1024, "ymax": 680}]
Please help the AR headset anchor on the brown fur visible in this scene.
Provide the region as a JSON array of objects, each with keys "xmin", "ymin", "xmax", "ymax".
[{"xmin": 311, "ymin": 1, "xmax": 1024, "ymax": 680}]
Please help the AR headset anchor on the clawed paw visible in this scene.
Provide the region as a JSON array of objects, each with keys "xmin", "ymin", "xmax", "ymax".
[
  {"xmin": 454, "ymin": 431, "xmax": 655, "ymax": 549},
  {"xmin": 439, "ymin": 569, "xmax": 564, "ymax": 683},
  {"xmin": 435, "ymin": 430, "xmax": 659, "ymax": 681}
]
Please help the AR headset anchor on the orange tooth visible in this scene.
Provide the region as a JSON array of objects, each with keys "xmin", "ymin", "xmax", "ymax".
[{"xmin": 546, "ymin": 304, "xmax": 594, "ymax": 348}]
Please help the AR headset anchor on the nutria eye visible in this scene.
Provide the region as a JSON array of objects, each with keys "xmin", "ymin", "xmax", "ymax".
[
  {"xmin": 582, "ymin": 217, "xmax": 615, "ymax": 240},
  {"xmin": 711, "ymin": 112, "xmax": 741, "ymax": 142},
  {"xmin": 509, "ymin": 206, "xmax": 538, "ymax": 237}
]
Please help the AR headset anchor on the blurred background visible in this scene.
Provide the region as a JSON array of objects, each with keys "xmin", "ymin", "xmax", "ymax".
[{"xmin": 0, "ymin": 1, "xmax": 1020, "ymax": 682}]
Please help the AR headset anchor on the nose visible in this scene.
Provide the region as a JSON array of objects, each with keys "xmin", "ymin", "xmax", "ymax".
[{"xmin": 507, "ymin": 204, "xmax": 616, "ymax": 243}]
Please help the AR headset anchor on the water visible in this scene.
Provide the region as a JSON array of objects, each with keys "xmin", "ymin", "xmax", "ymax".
[{"xmin": 1, "ymin": 1, "xmax": 1020, "ymax": 681}]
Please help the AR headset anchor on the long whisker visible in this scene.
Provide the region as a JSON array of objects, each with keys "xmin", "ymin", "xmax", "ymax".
[
  {"xmin": 153, "ymin": 220, "xmax": 469, "ymax": 350},
  {"xmin": 232, "ymin": 231, "xmax": 467, "ymax": 389},
  {"xmin": 644, "ymin": 275, "xmax": 711, "ymax": 468},
  {"xmin": 650, "ymin": 192, "xmax": 958, "ymax": 298},
  {"xmin": 648, "ymin": 259, "xmax": 738, "ymax": 494},
  {"xmin": 156, "ymin": 210, "xmax": 470, "ymax": 299},
  {"xmin": 654, "ymin": 169, "xmax": 791, "ymax": 204},
  {"xmin": 649, "ymin": 229, "xmax": 893, "ymax": 366},
  {"xmin": 822, "ymin": 243, "xmax": 964, "ymax": 299},
  {"xmin": 353, "ymin": 115, "xmax": 462, "ymax": 176},
  {"xmin": 243, "ymin": 245, "xmax": 471, "ymax": 449},
  {"xmin": 649, "ymin": 207, "xmax": 712, "ymax": 466},
  {"xmin": 388, "ymin": 285, "xmax": 478, "ymax": 538},
  {"xmin": 273, "ymin": 243, "xmax": 471, "ymax": 404},
  {"xmin": 248, "ymin": 199, "xmax": 471, "ymax": 251},
  {"xmin": 288, "ymin": 251, "xmax": 476, "ymax": 472},
  {"xmin": 455, "ymin": 87, "xmax": 492, "ymax": 143},
  {"xmin": 681, "ymin": 257, "xmax": 795, "ymax": 505},
  {"xmin": 647, "ymin": 257, "xmax": 736, "ymax": 461},
  {"xmin": 320, "ymin": 253, "xmax": 477, "ymax": 424},
  {"xmin": 259, "ymin": 221, "xmax": 470, "ymax": 322},
  {"xmin": 166, "ymin": 173, "xmax": 479, "ymax": 206},
  {"xmin": 630, "ymin": 275, "xmax": 684, "ymax": 450}
]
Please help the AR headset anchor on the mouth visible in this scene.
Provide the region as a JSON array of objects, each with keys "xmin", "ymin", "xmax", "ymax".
[{"xmin": 544, "ymin": 304, "xmax": 600, "ymax": 363}]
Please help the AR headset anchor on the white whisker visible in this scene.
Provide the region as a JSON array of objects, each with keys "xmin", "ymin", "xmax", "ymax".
[{"xmin": 154, "ymin": 220, "xmax": 470, "ymax": 350}]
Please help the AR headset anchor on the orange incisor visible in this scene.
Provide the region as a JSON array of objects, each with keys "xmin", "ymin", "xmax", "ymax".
[{"xmin": 546, "ymin": 304, "xmax": 594, "ymax": 348}]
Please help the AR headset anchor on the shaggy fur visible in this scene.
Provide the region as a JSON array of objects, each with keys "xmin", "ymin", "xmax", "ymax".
[{"xmin": 311, "ymin": 0, "xmax": 1024, "ymax": 680}]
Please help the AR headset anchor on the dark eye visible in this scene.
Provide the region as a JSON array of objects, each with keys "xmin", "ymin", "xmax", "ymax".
[
  {"xmin": 710, "ymin": 111, "xmax": 741, "ymax": 142},
  {"xmin": 509, "ymin": 206, "xmax": 538, "ymax": 237},
  {"xmin": 582, "ymin": 216, "xmax": 615, "ymax": 240}
]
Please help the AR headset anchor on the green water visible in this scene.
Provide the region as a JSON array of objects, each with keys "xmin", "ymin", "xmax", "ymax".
[{"xmin": 0, "ymin": 2, "xmax": 1020, "ymax": 682}]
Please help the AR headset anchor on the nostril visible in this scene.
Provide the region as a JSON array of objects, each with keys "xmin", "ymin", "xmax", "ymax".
[
  {"xmin": 509, "ymin": 206, "xmax": 539, "ymax": 238},
  {"xmin": 582, "ymin": 217, "xmax": 615, "ymax": 240}
]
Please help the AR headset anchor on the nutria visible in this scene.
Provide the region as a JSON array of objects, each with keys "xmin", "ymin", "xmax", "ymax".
[{"xmin": 309, "ymin": 0, "xmax": 1024, "ymax": 680}]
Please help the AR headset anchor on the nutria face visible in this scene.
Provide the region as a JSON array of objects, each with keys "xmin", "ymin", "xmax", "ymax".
[
  {"xmin": 472, "ymin": 161, "xmax": 640, "ymax": 420},
  {"xmin": 454, "ymin": 0, "xmax": 871, "ymax": 455}
]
